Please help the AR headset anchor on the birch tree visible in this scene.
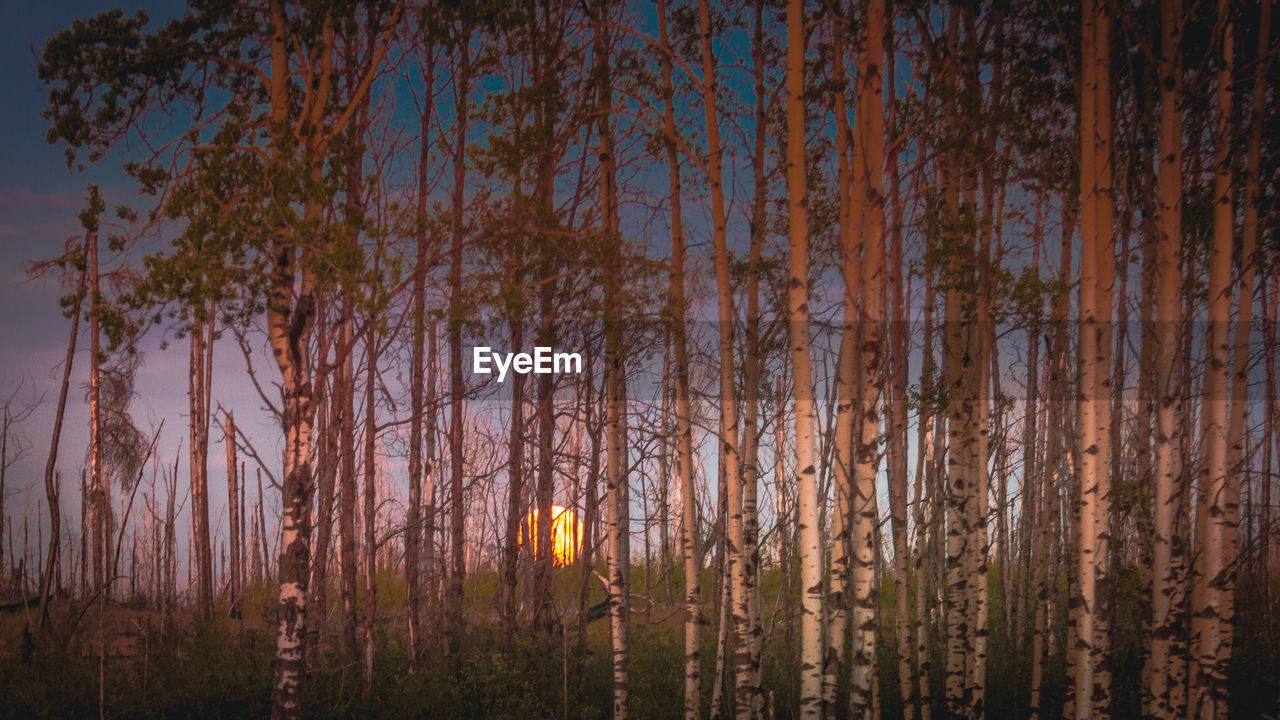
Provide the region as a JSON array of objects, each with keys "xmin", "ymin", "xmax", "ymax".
[
  {"xmin": 1142, "ymin": 0, "xmax": 1188, "ymax": 715},
  {"xmin": 940, "ymin": 7, "xmax": 988, "ymax": 715},
  {"xmin": 40, "ymin": 4, "xmax": 403, "ymax": 715},
  {"xmin": 828, "ymin": 13, "xmax": 856, "ymax": 713},
  {"xmin": 594, "ymin": 2, "xmax": 629, "ymax": 716},
  {"xmin": 405, "ymin": 36, "xmax": 436, "ymax": 666},
  {"xmin": 657, "ymin": 0, "xmax": 702, "ymax": 713},
  {"xmin": 785, "ymin": 0, "xmax": 824, "ymax": 714},
  {"xmin": 850, "ymin": 0, "xmax": 887, "ymax": 713},
  {"xmin": 445, "ymin": 13, "xmax": 473, "ymax": 657},
  {"xmin": 1189, "ymin": 1, "xmax": 1236, "ymax": 713},
  {"xmin": 693, "ymin": 0, "xmax": 755, "ymax": 714}
]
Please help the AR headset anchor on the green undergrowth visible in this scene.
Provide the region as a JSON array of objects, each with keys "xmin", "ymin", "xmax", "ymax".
[{"xmin": 1, "ymin": 563, "xmax": 1276, "ymax": 719}]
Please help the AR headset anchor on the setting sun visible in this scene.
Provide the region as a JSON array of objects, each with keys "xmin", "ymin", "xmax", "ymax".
[{"xmin": 519, "ymin": 505, "xmax": 582, "ymax": 566}]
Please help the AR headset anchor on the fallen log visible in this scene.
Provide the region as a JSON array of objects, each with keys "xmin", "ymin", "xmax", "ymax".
[{"xmin": 0, "ymin": 594, "xmax": 54, "ymax": 612}]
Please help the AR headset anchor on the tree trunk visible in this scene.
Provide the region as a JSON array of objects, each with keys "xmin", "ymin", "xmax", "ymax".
[
  {"xmin": 405, "ymin": 50, "xmax": 435, "ymax": 669},
  {"xmin": 657, "ymin": 0, "xmax": 700, "ymax": 712},
  {"xmin": 941, "ymin": 10, "xmax": 987, "ymax": 716},
  {"xmin": 776, "ymin": 377, "xmax": 796, "ymax": 646},
  {"xmin": 89, "ymin": 226, "xmax": 105, "ymax": 601},
  {"xmin": 338, "ymin": 306, "xmax": 359, "ymax": 660},
  {"xmin": 266, "ymin": 4, "xmax": 328, "ymax": 714},
  {"xmin": 1072, "ymin": 0, "xmax": 1116, "ymax": 711},
  {"xmin": 785, "ymin": 0, "xmax": 823, "ymax": 713},
  {"xmin": 850, "ymin": 0, "xmax": 886, "ymax": 714},
  {"xmin": 1142, "ymin": 6, "xmax": 1187, "ymax": 715},
  {"xmin": 425, "ymin": 323, "xmax": 440, "ymax": 643},
  {"xmin": 1226, "ymin": 0, "xmax": 1269, "ymax": 639},
  {"xmin": 445, "ymin": 37, "xmax": 471, "ymax": 658},
  {"xmin": 188, "ymin": 308, "xmax": 214, "ymax": 621},
  {"xmin": 741, "ymin": 2, "xmax": 768, "ymax": 712},
  {"xmin": 257, "ymin": 468, "xmax": 269, "ymax": 587},
  {"xmin": 361, "ymin": 304, "xmax": 379, "ymax": 690},
  {"xmin": 1028, "ymin": 322, "xmax": 1054, "ymax": 720},
  {"xmin": 226, "ymin": 412, "xmax": 241, "ymax": 618},
  {"xmin": 501, "ymin": 311, "xmax": 526, "ymax": 659},
  {"xmin": 268, "ymin": 298, "xmax": 318, "ymax": 720},
  {"xmin": 885, "ymin": 16, "xmax": 915, "ymax": 719},
  {"xmin": 913, "ymin": 272, "xmax": 936, "ymax": 720},
  {"xmin": 165, "ymin": 461, "xmax": 176, "ymax": 613},
  {"xmin": 1017, "ymin": 201, "xmax": 1045, "ymax": 663},
  {"xmin": 604, "ymin": 224, "xmax": 630, "ymax": 720},
  {"xmin": 711, "ymin": 534, "xmax": 731, "ymax": 720},
  {"xmin": 1264, "ymin": 274, "xmax": 1276, "ymax": 584},
  {"xmin": 79, "ymin": 470, "xmax": 87, "ymax": 598},
  {"xmin": 1035, "ymin": 202, "xmax": 1074, "ymax": 715},
  {"xmin": 694, "ymin": 0, "xmax": 751, "ymax": 714},
  {"xmin": 38, "ymin": 248, "xmax": 86, "ymax": 628},
  {"xmin": 577, "ymin": 358, "xmax": 601, "ymax": 657},
  {"xmin": 826, "ymin": 16, "xmax": 856, "ymax": 715},
  {"xmin": 533, "ymin": 273, "xmax": 556, "ymax": 631},
  {"xmin": 1134, "ymin": 88, "xmax": 1158, "ymax": 703},
  {"xmin": 594, "ymin": 4, "xmax": 628, "ymax": 717},
  {"xmin": 1092, "ymin": 0, "xmax": 1117, "ymax": 710},
  {"xmin": 306, "ymin": 311, "xmax": 333, "ymax": 669},
  {"xmin": 1189, "ymin": 2, "xmax": 1235, "ymax": 714}
]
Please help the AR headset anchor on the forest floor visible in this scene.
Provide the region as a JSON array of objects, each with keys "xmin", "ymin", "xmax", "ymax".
[{"xmin": 0, "ymin": 564, "xmax": 1277, "ymax": 719}]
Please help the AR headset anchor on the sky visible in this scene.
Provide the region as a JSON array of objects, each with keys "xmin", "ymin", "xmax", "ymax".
[
  {"xmin": 0, "ymin": 0, "xmax": 697, "ymax": 582},
  {"xmin": 0, "ymin": 0, "xmax": 880, "ymax": 584},
  {"xmin": 0, "ymin": 1, "xmax": 287, "ymax": 580},
  {"xmin": 0, "ymin": 0, "xmax": 1084, "ymax": 591},
  {"xmin": 0, "ymin": 0, "xmax": 763, "ymax": 577}
]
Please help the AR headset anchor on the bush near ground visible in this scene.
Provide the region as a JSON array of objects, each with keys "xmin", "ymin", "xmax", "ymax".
[{"xmin": 1, "ymin": 563, "xmax": 1276, "ymax": 719}]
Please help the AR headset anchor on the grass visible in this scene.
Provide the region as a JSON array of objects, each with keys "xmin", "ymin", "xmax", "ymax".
[{"xmin": 0, "ymin": 562, "xmax": 1276, "ymax": 718}]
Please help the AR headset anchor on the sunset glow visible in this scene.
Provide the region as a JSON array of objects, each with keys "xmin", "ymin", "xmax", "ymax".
[{"xmin": 520, "ymin": 505, "xmax": 582, "ymax": 566}]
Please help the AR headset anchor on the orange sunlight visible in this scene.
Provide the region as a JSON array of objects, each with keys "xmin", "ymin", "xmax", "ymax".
[{"xmin": 519, "ymin": 505, "xmax": 582, "ymax": 566}]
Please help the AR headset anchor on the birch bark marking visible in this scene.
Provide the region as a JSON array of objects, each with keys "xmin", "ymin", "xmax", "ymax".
[
  {"xmin": 785, "ymin": 0, "xmax": 824, "ymax": 714},
  {"xmin": 268, "ymin": 3, "xmax": 322, "ymax": 715},
  {"xmin": 827, "ymin": 15, "xmax": 856, "ymax": 714},
  {"xmin": 595, "ymin": 3, "xmax": 628, "ymax": 716},
  {"xmin": 693, "ymin": 0, "xmax": 752, "ymax": 712},
  {"xmin": 1235, "ymin": 0, "xmax": 1272, "ymax": 602},
  {"xmin": 1072, "ymin": 0, "xmax": 1104, "ymax": 712},
  {"xmin": 657, "ymin": 0, "xmax": 701, "ymax": 713},
  {"xmin": 1142, "ymin": 3, "xmax": 1187, "ymax": 715},
  {"xmin": 1190, "ymin": 1, "xmax": 1235, "ymax": 714},
  {"xmin": 912, "ymin": 275, "xmax": 935, "ymax": 720},
  {"xmin": 741, "ymin": 0, "xmax": 769, "ymax": 711},
  {"xmin": 405, "ymin": 50, "xmax": 435, "ymax": 668},
  {"xmin": 500, "ymin": 310, "xmax": 525, "ymax": 659},
  {"xmin": 940, "ymin": 10, "xmax": 975, "ymax": 715},
  {"xmin": 1223, "ymin": 0, "xmax": 1269, "ymax": 670},
  {"xmin": 851, "ymin": 0, "xmax": 887, "ymax": 713},
  {"xmin": 1090, "ymin": 1, "xmax": 1117, "ymax": 709},
  {"xmin": 445, "ymin": 34, "xmax": 470, "ymax": 657},
  {"xmin": 885, "ymin": 16, "xmax": 916, "ymax": 718}
]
